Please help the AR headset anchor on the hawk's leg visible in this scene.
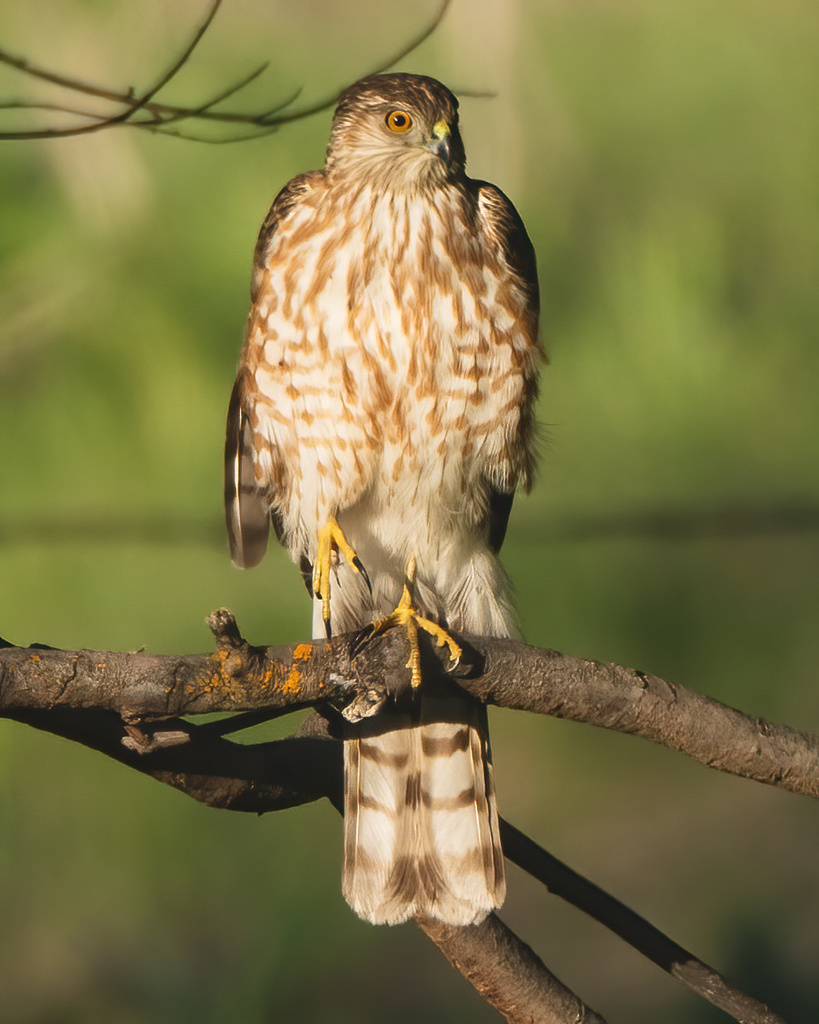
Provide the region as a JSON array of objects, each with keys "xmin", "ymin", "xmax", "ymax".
[
  {"xmin": 370, "ymin": 556, "xmax": 462, "ymax": 688},
  {"xmin": 313, "ymin": 516, "xmax": 370, "ymax": 637}
]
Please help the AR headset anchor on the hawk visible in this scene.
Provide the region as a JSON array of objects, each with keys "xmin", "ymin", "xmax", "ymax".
[{"xmin": 225, "ymin": 73, "xmax": 541, "ymax": 926}]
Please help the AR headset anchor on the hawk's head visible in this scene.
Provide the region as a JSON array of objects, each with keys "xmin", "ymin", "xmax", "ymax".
[{"xmin": 326, "ymin": 73, "xmax": 466, "ymax": 192}]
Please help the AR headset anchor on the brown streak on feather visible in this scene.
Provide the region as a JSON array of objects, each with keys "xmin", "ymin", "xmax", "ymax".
[
  {"xmin": 404, "ymin": 772, "xmax": 422, "ymax": 808},
  {"xmin": 421, "ymin": 728, "xmax": 470, "ymax": 756},
  {"xmin": 359, "ymin": 793, "xmax": 392, "ymax": 812},
  {"xmin": 421, "ymin": 785, "xmax": 477, "ymax": 811},
  {"xmin": 360, "ymin": 742, "xmax": 409, "ymax": 770}
]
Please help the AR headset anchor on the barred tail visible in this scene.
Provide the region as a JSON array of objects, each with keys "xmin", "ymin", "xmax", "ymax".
[{"xmin": 342, "ymin": 693, "xmax": 505, "ymax": 926}]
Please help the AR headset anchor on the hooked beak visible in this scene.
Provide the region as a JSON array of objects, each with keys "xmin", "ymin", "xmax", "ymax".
[{"xmin": 429, "ymin": 119, "xmax": 451, "ymax": 162}]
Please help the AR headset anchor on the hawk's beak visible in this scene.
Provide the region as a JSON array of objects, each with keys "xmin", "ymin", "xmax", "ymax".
[{"xmin": 429, "ymin": 120, "xmax": 451, "ymax": 162}]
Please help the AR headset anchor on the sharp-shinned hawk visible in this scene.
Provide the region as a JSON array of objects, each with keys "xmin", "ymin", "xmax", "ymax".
[{"xmin": 225, "ymin": 73, "xmax": 541, "ymax": 926}]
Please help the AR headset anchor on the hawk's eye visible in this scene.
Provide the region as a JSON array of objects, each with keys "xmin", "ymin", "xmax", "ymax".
[{"xmin": 385, "ymin": 110, "xmax": 413, "ymax": 134}]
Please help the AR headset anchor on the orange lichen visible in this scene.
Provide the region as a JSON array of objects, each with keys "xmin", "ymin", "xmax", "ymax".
[
  {"xmin": 282, "ymin": 642, "xmax": 313, "ymax": 695},
  {"xmin": 283, "ymin": 663, "xmax": 301, "ymax": 695},
  {"xmin": 203, "ymin": 649, "xmax": 248, "ymax": 695},
  {"xmin": 211, "ymin": 649, "xmax": 232, "ymax": 682}
]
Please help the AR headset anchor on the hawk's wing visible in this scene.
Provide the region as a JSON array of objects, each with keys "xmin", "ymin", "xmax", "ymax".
[
  {"xmin": 224, "ymin": 172, "xmax": 323, "ymax": 569},
  {"xmin": 224, "ymin": 373, "xmax": 271, "ymax": 568},
  {"xmin": 476, "ymin": 182, "xmax": 542, "ymax": 553}
]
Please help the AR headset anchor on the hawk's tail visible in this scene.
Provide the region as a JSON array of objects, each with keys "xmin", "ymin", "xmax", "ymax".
[{"xmin": 342, "ymin": 691, "xmax": 506, "ymax": 926}]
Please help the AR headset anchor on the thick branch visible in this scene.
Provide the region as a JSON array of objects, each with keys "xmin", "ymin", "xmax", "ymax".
[
  {"xmin": 2, "ymin": 618, "xmax": 817, "ymax": 800},
  {"xmin": 455, "ymin": 638, "xmax": 819, "ymax": 798},
  {"xmin": 0, "ymin": 610, "xmax": 390, "ymax": 720},
  {"xmin": 418, "ymin": 913, "xmax": 607, "ymax": 1024},
  {"xmin": 9, "ymin": 704, "xmax": 784, "ymax": 1022}
]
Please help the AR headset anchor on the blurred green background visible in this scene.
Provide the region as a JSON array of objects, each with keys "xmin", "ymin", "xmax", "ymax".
[{"xmin": 1, "ymin": 0, "xmax": 818, "ymax": 1021}]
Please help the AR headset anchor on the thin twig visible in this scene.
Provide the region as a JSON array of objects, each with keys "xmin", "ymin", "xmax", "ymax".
[
  {"xmin": 0, "ymin": 0, "xmax": 225, "ymax": 139},
  {"xmin": 265, "ymin": 0, "xmax": 453, "ymax": 126},
  {"xmin": 0, "ymin": 0, "xmax": 453, "ymax": 141}
]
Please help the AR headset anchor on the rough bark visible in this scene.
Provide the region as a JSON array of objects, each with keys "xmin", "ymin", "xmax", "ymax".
[{"xmin": 418, "ymin": 913, "xmax": 608, "ymax": 1024}]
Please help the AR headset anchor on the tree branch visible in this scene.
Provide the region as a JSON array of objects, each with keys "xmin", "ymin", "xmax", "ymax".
[
  {"xmin": 500, "ymin": 821, "xmax": 786, "ymax": 1024},
  {"xmin": 7, "ymin": 705, "xmax": 341, "ymax": 812},
  {"xmin": 0, "ymin": 610, "xmax": 799, "ymax": 1024},
  {"xmin": 453, "ymin": 639, "xmax": 819, "ymax": 799},
  {"xmin": 418, "ymin": 913, "xmax": 607, "ymax": 1024},
  {"xmin": 0, "ymin": 608, "xmax": 385, "ymax": 719},
  {"xmin": 0, "ymin": 0, "xmax": 453, "ymax": 142},
  {"xmin": 3, "ymin": 613, "xmax": 816, "ymax": 800}
]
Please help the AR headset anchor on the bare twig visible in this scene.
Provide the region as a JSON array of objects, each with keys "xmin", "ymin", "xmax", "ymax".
[
  {"xmin": 0, "ymin": 0, "xmax": 226, "ymax": 139},
  {"xmin": 0, "ymin": 0, "xmax": 453, "ymax": 142}
]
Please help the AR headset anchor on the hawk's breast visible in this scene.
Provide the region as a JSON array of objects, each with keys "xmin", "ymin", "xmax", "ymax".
[{"xmin": 246, "ymin": 185, "xmax": 533, "ymax": 537}]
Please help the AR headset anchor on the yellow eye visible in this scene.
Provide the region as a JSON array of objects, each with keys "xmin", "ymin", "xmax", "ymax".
[{"xmin": 385, "ymin": 109, "xmax": 413, "ymax": 133}]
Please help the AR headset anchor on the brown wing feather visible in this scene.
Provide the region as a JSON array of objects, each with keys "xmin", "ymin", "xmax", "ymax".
[
  {"xmin": 224, "ymin": 375, "xmax": 270, "ymax": 568},
  {"xmin": 474, "ymin": 181, "xmax": 540, "ymax": 336},
  {"xmin": 249, "ymin": 171, "xmax": 323, "ymax": 303},
  {"xmin": 224, "ymin": 172, "xmax": 324, "ymax": 569},
  {"xmin": 475, "ymin": 182, "xmax": 542, "ymax": 543}
]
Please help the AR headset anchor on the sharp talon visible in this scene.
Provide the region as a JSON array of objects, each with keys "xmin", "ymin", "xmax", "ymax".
[
  {"xmin": 349, "ymin": 624, "xmax": 375, "ymax": 659},
  {"xmin": 353, "ymin": 557, "xmax": 372, "ymax": 594},
  {"xmin": 324, "ymin": 617, "xmax": 332, "ymax": 640}
]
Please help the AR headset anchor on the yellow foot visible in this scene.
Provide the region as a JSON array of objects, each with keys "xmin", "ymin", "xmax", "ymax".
[
  {"xmin": 370, "ymin": 556, "xmax": 462, "ymax": 688},
  {"xmin": 313, "ymin": 516, "xmax": 370, "ymax": 638}
]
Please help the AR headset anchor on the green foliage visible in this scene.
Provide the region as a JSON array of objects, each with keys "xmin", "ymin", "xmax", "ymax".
[{"xmin": 1, "ymin": 1, "xmax": 817, "ymax": 1020}]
